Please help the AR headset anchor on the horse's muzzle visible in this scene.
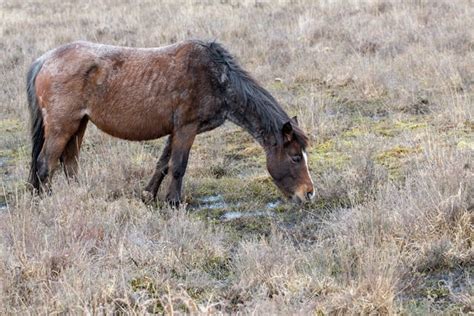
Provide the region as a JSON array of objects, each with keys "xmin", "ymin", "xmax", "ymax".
[{"xmin": 292, "ymin": 187, "xmax": 315, "ymax": 203}]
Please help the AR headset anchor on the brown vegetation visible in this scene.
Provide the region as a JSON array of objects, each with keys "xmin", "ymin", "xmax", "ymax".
[{"xmin": 1, "ymin": 0, "xmax": 472, "ymax": 314}]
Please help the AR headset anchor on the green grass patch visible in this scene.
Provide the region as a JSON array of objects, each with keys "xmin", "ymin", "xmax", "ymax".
[
  {"xmin": 201, "ymin": 255, "xmax": 232, "ymax": 280},
  {"xmin": 189, "ymin": 175, "xmax": 279, "ymax": 205},
  {"xmin": 130, "ymin": 276, "xmax": 165, "ymax": 313},
  {"xmin": 308, "ymin": 139, "xmax": 350, "ymax": 171},
  {"xmin": 0, "ymin": 118, "xmax": 22, "ymax": 132},
  {"xmin": 376, "ymin": 146, "xmax": 420, "ymax": 179}
]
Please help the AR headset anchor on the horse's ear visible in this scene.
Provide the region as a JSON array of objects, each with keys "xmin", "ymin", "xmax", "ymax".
[
  {"xmin": 292, "ymin": 116, "xmax": 299, "ymax": 126},
  {"xmin": 282, "ymin": 121, "xmax": 294, "ymax": 143}
]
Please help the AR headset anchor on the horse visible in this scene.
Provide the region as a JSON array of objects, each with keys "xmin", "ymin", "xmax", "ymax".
[{"xmin": 26, "ymin": 40, "xmax": 315, "ymax": 205}]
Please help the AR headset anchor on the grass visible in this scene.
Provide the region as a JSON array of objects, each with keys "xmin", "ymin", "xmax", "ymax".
[{"xmin": 1, "ymin": 0, "xmax": 473, "ymax": 314}]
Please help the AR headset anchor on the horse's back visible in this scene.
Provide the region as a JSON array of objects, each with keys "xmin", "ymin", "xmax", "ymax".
[{"xmin": 38, "ymin": 40, "xmax": 193, "ymax": 78}]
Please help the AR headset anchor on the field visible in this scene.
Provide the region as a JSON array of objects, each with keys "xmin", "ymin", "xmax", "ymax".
[{"xmin": 0, "ymin": 0, "xmax": 473, "ymax": 314}]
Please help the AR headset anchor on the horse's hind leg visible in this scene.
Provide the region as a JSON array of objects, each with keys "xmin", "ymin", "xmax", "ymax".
[
  {"xmin": 37, "ymin": 117, "xmax": 85, "ymax": 191},
  {"xmin": 61, "ymin": 117, "xmax": 88, "ymax": 179},
  {"xmin": 37, "ymin": 135, "xmax": 72, "ymax": 191},
  {"xmin": 142, "ymin": 135, "xmax": 172, "ymax": 202}
]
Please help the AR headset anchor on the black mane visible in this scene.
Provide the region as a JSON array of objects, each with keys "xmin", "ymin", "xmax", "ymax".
[{"xmin": 202, "ymin": 40, "xmax": 308, "ymax": 148}]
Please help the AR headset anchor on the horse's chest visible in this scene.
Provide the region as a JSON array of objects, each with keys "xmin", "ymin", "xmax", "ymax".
[{"xmin": 196, "ymin": 104, "xmax": 227, "ymax": 133}]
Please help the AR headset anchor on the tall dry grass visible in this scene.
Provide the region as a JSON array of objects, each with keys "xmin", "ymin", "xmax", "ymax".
[{"xmin": 1, "ymin": 0, "xmax": 473, "ymax": 314}]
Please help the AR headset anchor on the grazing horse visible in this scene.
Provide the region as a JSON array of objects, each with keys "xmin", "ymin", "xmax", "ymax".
[{"xmin": 27, "ymin": 40, "xmax": 314, "ymax": 204}]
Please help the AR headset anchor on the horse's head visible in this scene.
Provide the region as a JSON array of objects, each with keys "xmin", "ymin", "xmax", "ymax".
[{"xmin": 266, "ymin": 118, "xmax": 314, "ymax": 203}]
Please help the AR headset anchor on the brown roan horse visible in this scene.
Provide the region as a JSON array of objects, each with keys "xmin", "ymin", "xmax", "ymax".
[{"xmin": 27, "ymin": 40, "xmax": 314, "ymax": 204}]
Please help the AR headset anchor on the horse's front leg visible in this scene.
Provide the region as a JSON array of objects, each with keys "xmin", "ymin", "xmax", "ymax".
[
  {"xmin": 166, "ymin": 125, "xmax": 197, "ymax": 206},
  {"xmin": 142, "ymin": 136, "xmax": 172, "ymax": 202}
]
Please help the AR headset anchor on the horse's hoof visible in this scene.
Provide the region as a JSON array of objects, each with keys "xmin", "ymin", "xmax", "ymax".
[
  {"xmin": 141, "ymin": 190, "xmax": 155, "ymax": 204},
  {"xmin": 167, "ymin": 200, "xmax": 180, "ymax": 208},
  {"xmin": 165, "ymin": 195, "xmax": 181, "ymax": 208}
]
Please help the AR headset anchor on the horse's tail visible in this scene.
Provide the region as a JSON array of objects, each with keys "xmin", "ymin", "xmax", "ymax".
[
  {"xmin": 203, "ymin": 40, "xmax": 289, "ymax": 141},
  {"xmin": 26, "ymin": 58, "xmax": 46, "ymax": 191}
]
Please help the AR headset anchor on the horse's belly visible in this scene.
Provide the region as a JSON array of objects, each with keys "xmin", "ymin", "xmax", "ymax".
[{"xmin": 88, "ymin": 108, "xmax": 173, "ymax": 141}]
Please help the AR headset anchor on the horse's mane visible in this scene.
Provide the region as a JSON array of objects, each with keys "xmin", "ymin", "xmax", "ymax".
[{"xmin": 200, "ymin": 40, "xmax": 308, "ymax": 148}]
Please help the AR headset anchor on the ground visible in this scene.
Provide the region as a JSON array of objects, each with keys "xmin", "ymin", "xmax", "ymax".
[{"xmin": 0, "ymin": 0, "xmax": 473, "ymax": 314}]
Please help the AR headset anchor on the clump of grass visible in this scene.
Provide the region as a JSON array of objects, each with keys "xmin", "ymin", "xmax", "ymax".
[{"xmin": 376, "ymin": 145, "xmax": 421, "ymax": 179}]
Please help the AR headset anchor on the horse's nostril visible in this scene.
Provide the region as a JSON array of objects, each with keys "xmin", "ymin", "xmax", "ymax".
[{"xmin": 306, "ymin": 190, "xmax": 315, "ymax": 200}]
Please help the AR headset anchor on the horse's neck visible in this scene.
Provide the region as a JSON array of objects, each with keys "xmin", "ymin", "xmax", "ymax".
[{"xmin": 226, "ymin": 107, "xmax": 275, "ymax": 150}]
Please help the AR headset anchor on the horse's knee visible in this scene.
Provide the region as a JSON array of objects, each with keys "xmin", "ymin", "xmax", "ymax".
[
  {"xmin": 160, "ymin": 165, "xmax": 169, "ymax": 175},
  {"xmin": 171, "ymin": 166, "xmax": 185, "ymax": 180}
]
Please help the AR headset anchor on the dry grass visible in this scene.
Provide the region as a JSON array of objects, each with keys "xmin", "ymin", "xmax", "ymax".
[{"xmin": 1, "ymin": 0, "xmax": 473, "ymax": 314}]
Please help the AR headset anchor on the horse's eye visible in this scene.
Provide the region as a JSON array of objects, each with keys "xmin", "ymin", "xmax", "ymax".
[{"xmin": 291, "ymin": 155, "xmax": 302, "ymax": 163}]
